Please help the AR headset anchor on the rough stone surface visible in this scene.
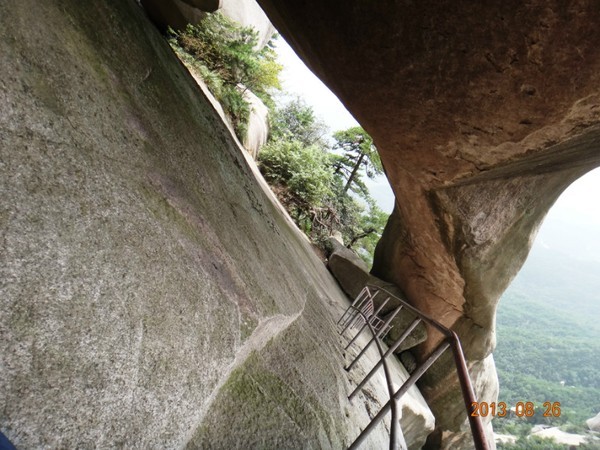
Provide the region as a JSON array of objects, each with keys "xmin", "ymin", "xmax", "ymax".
[
  {"xmin": 241, "ymin": 87, "xmax": 270, "ymax": 159},
  {"xmin": 587, "ymin": 412, "xmax": 600, "ymax": 432},
  {"xmin": 327, "ymin": 238, "xmax": 371, "ymax": 298},
  {"xmin": 327, "ymin": 238, "xmax": 427, "ymax": 353},
  {"xmin": 179, "ymin": 59, "xmax": 268, "ymax": 159},
  {"xmin": 219, "ymin": 0, "xmax": 275, "ymax": 49},
  {"xmin": 254, "ymin": 1, "xmax": 600, "ymax": 445},
  {"xmin": 421, "ymin": 353, "xmax": 498, "ymax": 448},
  {"xmin": 142, "ymin": 0, "xmax": 275, "ymax": 50},
  {"xmin": 0, "ymin": 1, "xmax": 426, "ymax": 448},
  {"xmin": 341, "ymin": 328, "xmax": 435, "ymax": 450},
  {"xmin": 398, "ymin": 392, "xmax": 436, "ymax": 450}
]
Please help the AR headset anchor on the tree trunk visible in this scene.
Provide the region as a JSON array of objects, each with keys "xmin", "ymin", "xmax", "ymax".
[
  {"xmin": 347, "ymin": 227, "xmax": 376, "ymax": 248},
  {"xmin": 343, "ymin": 152, "xmax": 365, "ymax": 193}
]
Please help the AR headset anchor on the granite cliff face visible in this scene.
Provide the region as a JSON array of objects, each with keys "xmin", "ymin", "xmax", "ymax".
[
  {"xmin": 251, "ymin": 0, "xmax": 600, "ymax": 444},
  {"xmin": 0, "ymin": 0, "xmax": 435, "ymax": 448}
]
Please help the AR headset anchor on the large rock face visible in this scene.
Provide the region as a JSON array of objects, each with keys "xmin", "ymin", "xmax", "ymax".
[
  {"xmin": 253, "ymin": 0, "xmax": 600, "ymax": 444},
  {"xmin": 241, "ymin": 87, "xmax": 270, "ymax": 159},
  {"xmin": 0, "ymin": 1, "xmax": 433, "ymax": 448},
  {"xmin": 142, "ymin": 0, "xmax": 275, "ymax": 49}
]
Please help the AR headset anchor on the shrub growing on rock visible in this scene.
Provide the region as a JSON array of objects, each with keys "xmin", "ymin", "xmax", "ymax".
[
  {"xmin": 169, "ymin": 13, "xmax": 281, "ymax": 139},
  {"xmin": 259, "ymin": 101, "xmax": 389, "ymax": 265}
]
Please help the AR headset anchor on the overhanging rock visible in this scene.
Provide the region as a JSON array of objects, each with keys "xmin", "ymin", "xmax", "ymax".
[{"xmin": 254, "ymin": 1, "xmax": 600, "ymax": 444}]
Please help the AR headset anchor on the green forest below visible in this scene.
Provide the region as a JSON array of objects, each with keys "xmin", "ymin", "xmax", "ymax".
[{"xmin": 494, "ymin": 244, "xmax": 600, "ymax": 449}]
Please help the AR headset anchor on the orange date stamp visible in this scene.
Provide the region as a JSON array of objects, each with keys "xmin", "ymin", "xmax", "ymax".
[{"xmin": 470, "ymin": 401, "xmax": 561, "ymax": 418}]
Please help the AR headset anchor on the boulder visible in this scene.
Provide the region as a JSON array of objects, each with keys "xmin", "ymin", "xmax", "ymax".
[
  {"xmin": 587, "ymin": 412, "xmax": 600, "ymax": 432},
  {"xmin": 421, "ymin": 353, "xmax": 498, "ymax": 447},
  {"xmin": 327, "ymin": 236, "xmax": 370, "ymax": 298},
  {"xmin": 399, "ymin": 391, "xmax": 436, "ymax": 450},
  {"xmin": 241, "ymin": 87, "xmax": 270, "ymax": 159},
  {"xmin": 220, "ymin": 0, "xmax": 275, "ymax": 49}
]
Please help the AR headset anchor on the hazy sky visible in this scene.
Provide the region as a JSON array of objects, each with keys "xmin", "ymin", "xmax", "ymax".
[
  {"xmin": 274, "ymin": 37, "xmax": 600, "ymax": 239},
  {"xmin": 275, "ymin": 39, "xmax": 358, "ymax": 133},
  {"xmin": 546, "ymin": 167, "xmax": 600, "ymax": 226}
]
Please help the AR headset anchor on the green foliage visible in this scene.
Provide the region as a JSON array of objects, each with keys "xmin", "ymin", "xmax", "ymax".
[
  {"xmin": 328, "ymin": 194, "xmax": 388, "ymax": 265},
  {"xmin": 497, "ymin": 422, "xmax": 534, "ymax": 438},
  {"xmin": 270, "ymin": 97, "xmax": 329, "ymax": 147},
  {"xmin": 259, "ymin": 101, "xmax": 389, "ymax": 263},
  {"xmin": 497, "ymin": 436, "xmax": 574, "ymax": 450},
  {"xmin": 168, "ymin": 15, "xmax": 387, "ymax": 261},
  {"xmin": 168, "ymin": 13, "xmax": 282, "ymax": 140},
  {"xmin": 172, "ymin": 14, "xmax": 281, "ymax": 94},
  {"xmin": 498, "ymin": 435, "xmax": 600, "ymax": 450},
  {"xmin": 332, "ymin": 126, "xmax": 383, "ymax": 195},
  {"xmin": 350, "ymin": 203, "xmax": 388, "ymax": 266},
  {"xmin": 251, "ymin": 40, "xmax": 282, "ymax": 93},
  {"xmin": 220, "ymin": 86, "xmax": 249, "ymax": 139},
  {"xmin": 258, "ymin": 139, "xmax": 334, "ymax": 209},
  {"xmin": 494, "ymin": 288, "xmax": 600, "ymax": 432},
  {"xmin": 494, "ymin": 244, "xmax": 600, "ymax": 443}
]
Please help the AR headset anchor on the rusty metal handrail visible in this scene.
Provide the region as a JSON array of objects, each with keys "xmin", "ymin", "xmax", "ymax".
[
  {"xmin": 341, "ymin": 297, "xmax": 401, "ymax": 450},
  {"xmin": 339, "ymin": 285, "xmax": 489, "ymax": 450}
]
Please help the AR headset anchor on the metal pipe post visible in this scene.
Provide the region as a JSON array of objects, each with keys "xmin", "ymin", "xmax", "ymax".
[
  {"xmin": 348, "ymin": 317, "xmax": 422, "ymax": 401},
  {"xmin": 450, "ymin": 332, "xmax": 489, "ymax": 450},
  {"xmin": 344, "ymin": 301, "xmax": 397, "ymax": 371},
  {"xmin": 348, "ymin": 341, "xmax": 450, "ymax": 450},
  {"xmin": 337, "ymin": 287, "xmax": 368, "ymax": 326},
  {"xmin": 344, "ymin": 297, "xmax": 391, "ymax": 350}
]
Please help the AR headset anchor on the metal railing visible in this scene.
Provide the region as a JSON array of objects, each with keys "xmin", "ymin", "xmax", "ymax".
[{"xmin": 338, "ymin": 285, "xmax": 489, "ymax": 450}]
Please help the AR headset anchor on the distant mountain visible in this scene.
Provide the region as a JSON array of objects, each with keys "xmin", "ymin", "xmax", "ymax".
[
  {"xmin": 506, "ymin": 239, "xmax": 600, "ymax": 333},
  {"xmin": 494, "ymin": 233, "xmax": 600, "ymax": 433}
]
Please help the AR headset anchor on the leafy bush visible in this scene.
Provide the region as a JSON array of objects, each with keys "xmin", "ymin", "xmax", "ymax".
[
  {"xmin": 168, "ymin": 14, "xmax": 387, "ymax": 262},
  {"xmin": 169, "ymin": 13, "xmax": 282, "ymax": 139},
  {"xmin": 259, "ymin": 101, "xmax": 389, "ymax": 263},
  {"xmin": 497, "ymin": 436, "xmax": 572, "ymax": 450},
  {"xmin": 269, "ymin": 97, "xmax": 328, "ymax": 147},
  {"xmin": 220, "ymin": 86, "xmax": 249, "ymax": 139},
  {"xmin": 259, "ymin": 139, "xmax": 333, "ymax": 210}
]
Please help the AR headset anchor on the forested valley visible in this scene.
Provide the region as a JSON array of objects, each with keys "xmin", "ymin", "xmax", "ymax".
[{"xmin": 494, "ymin": 236, "xmax": 600, "ymax": 449}]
